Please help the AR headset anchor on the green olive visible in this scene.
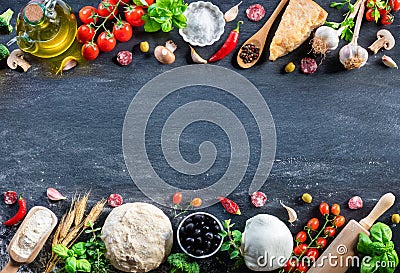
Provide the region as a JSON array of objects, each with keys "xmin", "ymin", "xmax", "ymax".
[
  {"xmin": 392, "ymin": 214, "xmax": 400, "ymax": 224},
  {"xmin": 302, "ymin": 193, "xmax": 313, "ymax": 204},
  {"xmin": 285, "ymin": 62, "xmax": 296, "ymax": 73},
  {"xmin": 140, "ymin": 41, "xmax": 150, "ymax": 53}
]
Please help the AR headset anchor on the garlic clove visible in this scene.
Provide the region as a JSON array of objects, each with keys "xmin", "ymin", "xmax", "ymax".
[
  {"xmin": 224, "ymin": 1, "xmax": 242, "ymax": 22},
  {"xmin": 190, "ymin": 46, "xmax": 207, "ymax": 64},
  {"xmin": 280, "ymin": 201, "xmax": 298, "ymax": 224},
  {"xmin": 56, "ymin": 56, "xmax": 78, "ymax": 75},
  {"xmin": 47, "ymin": 188, "xmax": 67, "ymax": 201},
  {"xmin": 382, "ymin": 55, "xmax": 398, "ymax": 69}
]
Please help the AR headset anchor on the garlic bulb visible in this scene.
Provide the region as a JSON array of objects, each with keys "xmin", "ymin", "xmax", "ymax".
[
  {"xmin": 312, "ymin": 26, "xmax": 340, "ymax": 55},
  {"xmin": 339, "ymin": 44, "xmax": 368, "ymax": 70}
]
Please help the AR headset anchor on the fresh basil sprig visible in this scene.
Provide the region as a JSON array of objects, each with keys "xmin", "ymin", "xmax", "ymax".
[
  {"xmin": 52, "ymin": 243, "xmax": 91, "ymax": 273},
  {"xmin": 357, "ymin": 222, "xmax": 399, "ymax": 273},
  {"xmin": 142, "ymin": 0, "xmax": 187, "ymax": 32}
]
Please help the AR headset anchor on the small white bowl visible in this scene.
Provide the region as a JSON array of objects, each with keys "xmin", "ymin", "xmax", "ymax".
[
  {"xmin": 177, "ymin": 212, "xmax": 224, "ymax": 259},
  {"xmin": 179, "ymin": 1, "xmax": 225, "ymax": 47}
]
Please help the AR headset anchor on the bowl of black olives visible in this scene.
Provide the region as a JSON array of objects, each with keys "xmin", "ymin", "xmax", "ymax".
[{"xmin": 177, "ymin": 212, "xmax": 224, "ymax": 258}]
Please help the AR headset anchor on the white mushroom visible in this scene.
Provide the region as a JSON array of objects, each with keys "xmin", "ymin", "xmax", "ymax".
[
  {"xmin": 7, "ymin": 49, "xmax": 31, "ymax": 72},
  {"xmin": 368, "ymin": 29, "xmax": 395, "ymax": 54},
  {"xmin": 154, "ymin": 40, "xmax": 177, "ymax": 65}
]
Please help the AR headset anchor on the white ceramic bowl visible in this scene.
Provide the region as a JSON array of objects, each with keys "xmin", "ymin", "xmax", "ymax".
[
  {"xmin": 179, "ymin": 1, "xmax": 225, "ymax": 47},
  {"xmin": 177, "ymin": 212, "xmax": 224, "ymax": 259}
]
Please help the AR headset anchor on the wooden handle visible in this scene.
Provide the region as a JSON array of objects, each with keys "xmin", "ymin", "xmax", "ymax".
[
  {"xmin": 0, "ymin": 261, "xmax": 20, "ymax": 273},
  {"xmin": 261, "ymin": 0, "xmax": 289, "ymax": 33},
  {"xmin": 360, "ymin": 193, "xmax": 395, "ymax": 230}
]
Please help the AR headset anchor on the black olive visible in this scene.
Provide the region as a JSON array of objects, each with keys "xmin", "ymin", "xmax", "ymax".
[
  {"xmin": 195, "ymin": 237, "xmax": 203, "ymax": 246},
  {"xmin": 184, "ymin": 218, "xmax": 193, "ymax": 224},
  {"xmin": 186, "ymin": 237, "xmax": 195, "ymax": 245},
  {"xmin": 185, "ymin": 223, "xmax": 195, "ymax": 231},
  {"xmin": 203, "ymin": 240, "xmax": 211, "ymax": 250},
  {"xmin": 205, "ymin": 232, "xmax": 214, "ymax": 240},
  {"xmin": 193, "ymin": 214, "xmax": 205, "ymax": 222},
  {"xmin": 195, "ymin": 249, "xmax": 204, "ymax": 256},
  {"xmin": 211, "ymin": 220, "xmax": 217, "ymax": 226},
  {"xmin": 202, "ymin": 225, "xmax": 210, "ymax": 232},
  {"xmin": 213, "ymin": 225, "xmax": 221, "ymax": 232},
  {"xmin": 179, "ymin": 226, "xmax": 186, "ymax": 235},
  {"xmin": 213, "ymin": 242, "xmax": 220, "ymax": 249},
  {"xmin": 193, "ymin": 229, "xmax": 201, "ymax": 236},
  {"xmin": 213, "ymin": 234, "xmax": 222, "ymax": 242},
  {"xmin": 186, "ymin": 245, "xmax": 195, "ymax": 253}
]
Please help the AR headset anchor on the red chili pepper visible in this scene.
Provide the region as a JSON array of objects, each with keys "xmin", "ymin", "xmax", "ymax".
[
  {"xmin": 4, "ymin": 194, "xmax": 27, "ymax": 226},
  {"xmin": 208, "ymin": 21, "xmax": 243, "ymax": 63},
  {"xmin": 218, "ymin": 196, "xmax": 241, "ymax": 215}
]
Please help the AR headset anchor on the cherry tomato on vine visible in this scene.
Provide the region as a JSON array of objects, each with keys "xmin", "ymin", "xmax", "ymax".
[
  {"xmin": 77, "ymin": 24, "xmax": 96, "ymax": 43},
  {"xmin": 97, "ymin": 31, "xmax": 117, "ymax": 52},
  {"xmin": 124, "ymin": 5, "xmax": 146, "ymax": 26},
  {"xmin": 333, "ymin": 215, "xmax": 346, "ymax": 228},
  {"xmin": 79, "ymin": 6, "xmax": 98, "ymax": 24},
  {"xmin": 296, "ymin": 262, "xmax": 309, "ymax": 273},
  {"xmin": 293, "ymin": 243, "xmax": 308, "ymax": 256},
  {"xmin": 365, "ymin": 8, "xmax": 375, "ymax": 21},
  {"xmin": 283, "ymin": 258, "xmax": 297, "ymax": 273},
  {"xmin": 324, "ymin": 226, "xmax": 337, "ymax": 237},
  {"xmin": 315, "ymin": 237, "xmax": 327, "ymax": 248},
  {"xmin": 191, "ymin": 197, "xmax": 202, "ymax": 207},
  {"xmin": 113, "ymin": 20, "xmax": 133, "ymax": 42},
  {"xmin": 381, "ymin": 13, "xmax": 394, "ymax": 25},
  {"xmin": 319, "ymin": 202, "xmax": 330, "ymax": 216},
  {"xmin": 331, "ymin": 204, "xmax": 341, "ymax": 216},
  {"xmin": 390, "ymin": 0, "xmax": 400, "ymax": 11},
  {"xmin": 295, "ymin": 231, "xmax": 307, "ymax": 243},
  {"xmin": 307, "ymin": 218, "xmax": 320, "ymax": 231},
  {"xmin": 172, "ymin": 192, "xmax": 182, "ymax": 205},
  {"xmin": 98, "ymin": 1, "xmax": 118, "ymax": 20},
  {"xmin": 81, "ymin": 42, "xmax": 100, "ymax": 60},
  {"xmin": 305, "ymin": 248, "xmax": 319, "ymax": 261}
]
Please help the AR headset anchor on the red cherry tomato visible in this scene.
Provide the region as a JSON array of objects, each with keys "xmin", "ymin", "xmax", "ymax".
[
  {"xmin": 293, "ymin": 243, "xmax": 308, "ymax": 256},
  {"xmin": 172, "ymin": 192, "xmax": 182, "ymax": 205},
  {"xmin": 319, "ymin": 202, "xmax": 330, "ymax": 216},
  {"xmin": 295, "ymin": 231, "xmax": 307, "ymax": 243},
  {"xmin": 305, "ymin": 248, "xmax": 319, "ymax": 261},
  {"xmin": 97, "ymin": 31, "xmax": 117, "ymax": 52},
  {"xmin": 113, "ymin": 20, "xmax": 133, "ymax": 42},
  {"xmin": 307, "ymin": 218, "xmax": 320, "ymax": 231},
  {"xmin": 138, "ymin": 0, "xmax": 154, "ymax": 6},
  {"xmin": 333, "ymin": 215, "xmax": 346, "ymax": 228},
  {"xmin": 106, "ymin": 0, "xmax": 118, "ymax": 5},
  {"xmin": 365, "ymin": 8, "xmax": 375, "ymax": 21},
  {"xmin": 381, "ymin": 13, "xmax": 394, "ymax": 25},
  {"xmin": 283, "ymin": 258, "xmax": 297, "ymax": 273},
  {"xmin": 77, "ymin": 24, "xmax": 96, "ymax": 43},
  {"xmin": 81, "ymin": 42, "xmax": 99, "ymax": 61},
  {"xmin": 315, "ymin": 237, "xmax": 327, "ymax": 249},
  {"xmin": 296, "ymin": 262, "xmax": 309, "ymax": 273},
  {"xmin": 390, "ymin": 0, "xmax": 400, "ymax": 11},
  {"xmin": 98, "ymin": 1, "xmax": 118, "ymax": 20},
  {"xmin": 79, "ymin": 6, "xmax": 98, "ymax": 24},
  {"xmin": 124, "ymin": 5, "xmax": 146, "ymax": 26},
  {"xmin": 324, "ymin": 226, "xmax": 337, "ymax": 237},
  {"xmin": 330, "ymin": 203, "xmax": 341, "ymax": 216}
]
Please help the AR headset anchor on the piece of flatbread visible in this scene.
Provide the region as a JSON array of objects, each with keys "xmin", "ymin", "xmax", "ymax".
[{"xmin": 269, "ymin": 0, "xmax": 328, "ymax": 61}]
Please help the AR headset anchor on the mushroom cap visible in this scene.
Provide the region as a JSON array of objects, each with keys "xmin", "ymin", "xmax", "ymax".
[
  {"xmin": 377, "ymin": 29, "xmax": 395, "ymax": 50},
  {"xmin": 7, "ymin": 49, "xmax": 24, "ymax": 69},
  {"xmin": 154, "ymin": 46, "xmax": 175, "ymax": 65}
]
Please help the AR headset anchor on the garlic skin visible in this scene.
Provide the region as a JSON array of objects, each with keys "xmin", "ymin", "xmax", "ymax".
[
  {"xmin": 339, "ymin": 44, "xmax": 368, "ymax": 70},
  {"xmin": 382, "ymin": 55, "xmax": 398, "ymax": 69},
  {"xmin": 313, "ymin": 26, "xmax": 339, "ymax": 53}
]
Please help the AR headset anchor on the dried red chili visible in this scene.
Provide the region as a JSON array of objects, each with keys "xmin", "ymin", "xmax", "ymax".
[
  {"xmin": 208, "ymin": 21, "xmax": 243, "ymax": 63},
  {"xmin": 3, "ymin": 191, "xmax": 17, "ymax": 205},
  {"xmin": 4, "ymin": 194, "xmax": 27, "ymax": 226},
  {"xmin": 218, "ymin": 196, "xmax": 241, "ymax": 215}
]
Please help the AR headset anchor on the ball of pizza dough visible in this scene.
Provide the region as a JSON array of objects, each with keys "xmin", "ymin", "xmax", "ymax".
[{"xmin": 101, "ymin": 203, "xmax": 173, "ymax": 272}]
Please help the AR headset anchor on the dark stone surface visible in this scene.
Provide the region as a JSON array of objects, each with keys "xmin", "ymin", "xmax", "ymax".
[{"xmin": 0, "ymin": 0, "xmax": 399, "ymax": 272}]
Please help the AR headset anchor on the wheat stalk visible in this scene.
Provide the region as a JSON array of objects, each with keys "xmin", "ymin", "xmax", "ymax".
[{"xmin": 74, "ymin": 193, "xmax": 89, "ymax": 226}]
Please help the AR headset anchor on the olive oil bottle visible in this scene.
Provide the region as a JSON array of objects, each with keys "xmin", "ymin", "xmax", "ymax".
[{"xmin": 16, "ymin": 0, "xmax": 77, "ymax": 58}]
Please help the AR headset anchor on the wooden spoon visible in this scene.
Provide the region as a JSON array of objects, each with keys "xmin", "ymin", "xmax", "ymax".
[
  {"xmin": 237, "ymin": 0, "xmax": 289, "ymax": 69},
  {"xmin": 1, "ymin": 206, "xmax": 58, "ymax": 273}
]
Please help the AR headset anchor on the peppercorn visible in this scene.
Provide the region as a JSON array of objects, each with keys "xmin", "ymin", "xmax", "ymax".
[
  {"xmin": 239, "ymin": 43, "xmax": 260, "ymax": 64},
  {"xmin": 140, "ymin": 41, "xmax": 150, "ymax": 53},
  {"xmin": 302, "ymin": 193, "xmax": 313, "ymax": 203},
  {"xmin": 285, "ymin": 62, "xmax": 296, "ymax": 73},
  {"xmin": 392, "ymin": 214, "xmax": 400, "ymax": 224}
]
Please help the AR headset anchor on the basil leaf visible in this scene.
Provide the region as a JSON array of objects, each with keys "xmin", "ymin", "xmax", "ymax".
[
  {"xmin": 358, "ymin": 233, "xmax": 373, "ymax": 255},
  {"xmin": 153, "ymin": 16, "xmax": 170, "ymax": 23},
  {"xmin": 361, "ymin": 256, "xmax": 379, "ymax": 273},
  {"xmin": 172, "ymin": 15, "xmax": 187, "ymax": 29},
  {"xmin": 52, "ymin": 244, "xmax": 69, "ymax": 259},
  {"xmin": 76, "ymin": 259, "xmax": 91, "ymax": 272},
  {"xmin": 230, "ymin": 250, "xmax": 239, "ymax": 259},
  {"xmin": 72, "ymin": 242, "xmax": 86, "ymax": 257},
  {"xmin": 143, "ymin": 18, "xmax": 162, "ymax": 32},
  {"xmin": 232, "ymin": 230, "xmax": 242, "ymax": 242},
  {"xmin": 65, "ymin": 257, "xmax": 77, "ymax": 273},
  {"xmin": 370, "ymin": 223, "xmax": 392, "ymax": 243},
  {"xmin": 220, "ymin": 242, "xmax": 231, "ymax": 251},
  {"xmin": 371, "ymin": 242, "xmax": 386, "ymax": 256},
  {"xmin": 161, "ymin": 19, "xmax": 173, "ymax": 32}
]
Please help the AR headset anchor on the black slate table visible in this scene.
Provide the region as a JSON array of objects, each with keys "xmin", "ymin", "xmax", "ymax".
[{"xmin": 0, "ymin": 0, "xmax": 399, "ymax": 272}]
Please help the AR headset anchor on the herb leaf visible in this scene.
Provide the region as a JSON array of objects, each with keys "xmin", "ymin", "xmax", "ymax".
[
  {"xmin": 65, "ymin": 257, "xmax": 77, "ymax": 273},
  {"xmin": 142, "ymin": 0, "xmax": 187, "ymax": 32},
  {"xmin": 52, "ymin": 244, "xmax": 69, "ymax": 259}
]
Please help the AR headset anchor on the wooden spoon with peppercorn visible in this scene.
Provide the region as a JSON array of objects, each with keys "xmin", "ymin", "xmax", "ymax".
[{"xmin": 237, "ymin": 0, "xmax": 289, "ymax": 69}]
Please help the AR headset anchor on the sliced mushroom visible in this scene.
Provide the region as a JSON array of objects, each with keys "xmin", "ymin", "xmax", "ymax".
[
  {"xmin": 368, "ymin": 29, "xmax": 395, "ymax": 54},
  {"xmin": 7, "ymin": 49, "xmax": 31, "ymax": 72},
  {"xmin": 154, "ymin": 40, "xmax": 177, "ymax": 65}
]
